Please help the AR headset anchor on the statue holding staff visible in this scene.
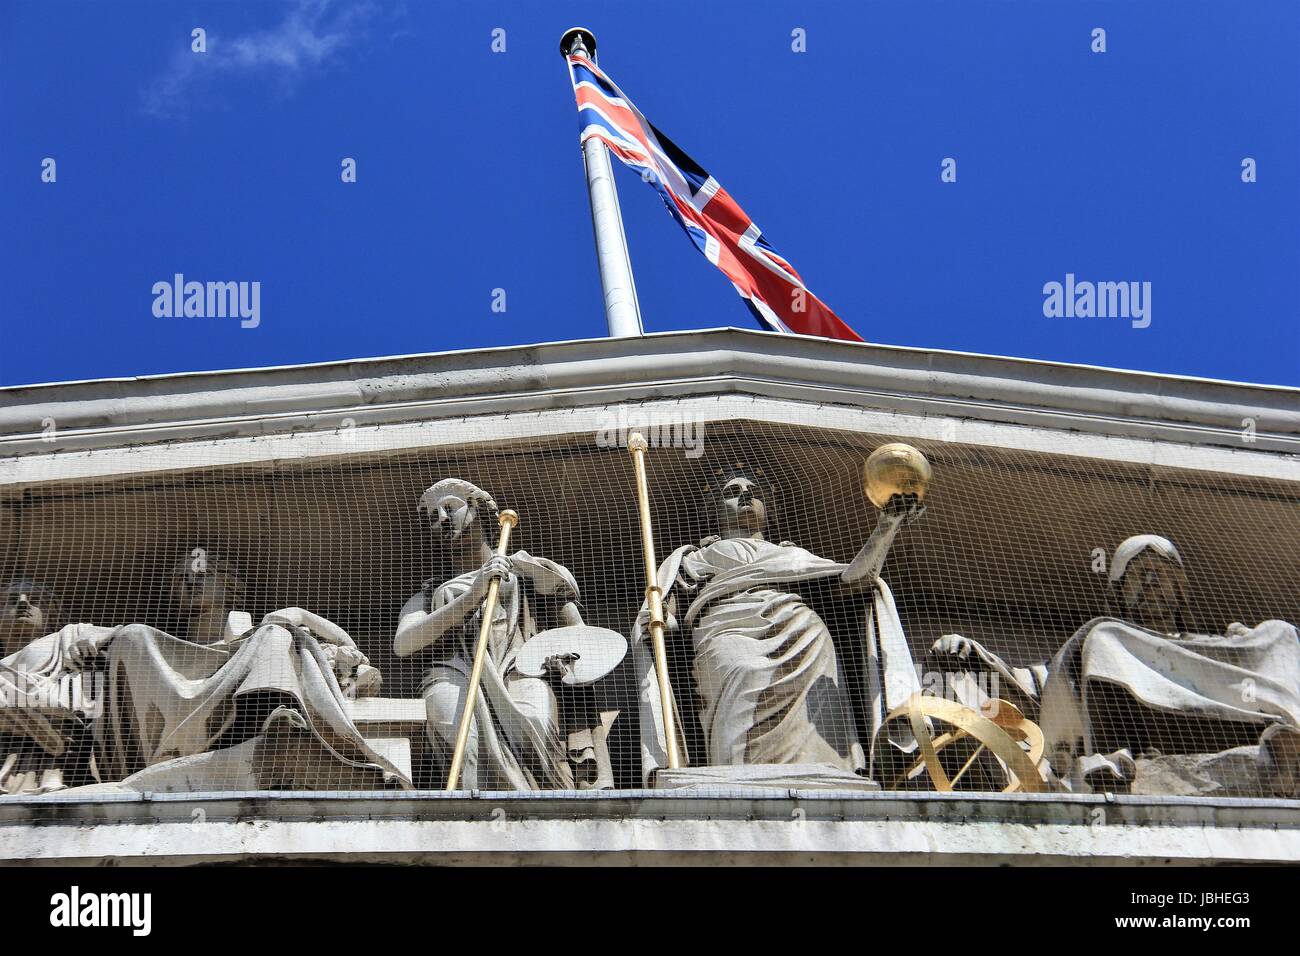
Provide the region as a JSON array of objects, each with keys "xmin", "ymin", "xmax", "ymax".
[
  {"xmin": 632, "ymin": 444, "xmax": 930, "ymax": 785},
  {"xmin": 394, "ymin": 479, "xmax": 624, "ymax": 790}
]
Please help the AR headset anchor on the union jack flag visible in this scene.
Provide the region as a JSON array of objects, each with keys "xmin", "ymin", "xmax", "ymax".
[{"xmin": 566, "ymin": 53, "xmax": 863, "ymax": 342}]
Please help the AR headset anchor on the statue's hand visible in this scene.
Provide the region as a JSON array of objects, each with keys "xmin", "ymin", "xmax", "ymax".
[
  {"xmin": 331, "ymin": 644, "xmax": 367, "ymax": 671},
  {"xmin": 350, "ymin": 664, "xmax": 382, "ymax": 697},
  {"xmin": 884, "ymin": 493, "xmax": 926, "ymax": 524},
  {"xmin": 543, "ymin": 651, "xmax": 580, "ymax": 682},
  {"xmin": 635, "ymin": 604, "xmax": 678, "ymax": 638},
  {"xmin": 472, "ymin": 555, "xmax": 514, "ymax": 601},
  {"xmin": 328, "ymin": 644, "xmax": 378, "ymax": 698},
  {"xmin": 929, "ymin": 633, "xmax": 983, "ymax": 663},
  {"xmin": 60, "ymin": 623, "xmax": 107, "ymax": 669}
]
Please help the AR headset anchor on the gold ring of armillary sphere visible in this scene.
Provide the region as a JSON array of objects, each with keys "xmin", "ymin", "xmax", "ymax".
[{"xmin": 883, "ymin": 694, "xmax": 1048, "ymax": 793}]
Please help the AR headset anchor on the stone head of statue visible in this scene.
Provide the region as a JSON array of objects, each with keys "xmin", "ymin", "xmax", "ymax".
[
  {"xmin": 708, "ymin": 467, "xmax": 770, "ymax": 540},
  {"xmin": 169, "ymin": 549, "xmax": 246, "ymax": 620},
  {"xmin": 418, "ymin": 479, "xmax": 498, "ymax": 547},
  {"xmin": 0, "ymin": 579, "xmax": 63, "ymax": 657},
  {"xmin": 1110, "ymin": 534, "xmax": 1192, "ymax": 634}
]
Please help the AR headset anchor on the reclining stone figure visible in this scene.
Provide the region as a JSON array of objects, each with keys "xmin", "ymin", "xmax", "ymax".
[
  {"xmin": 928, "ymin": 534, "xmax": 1300, "ymax": 796},
  {"xmin": 2, "ymin": 551, "xmax": 407, "ymax": 795}
]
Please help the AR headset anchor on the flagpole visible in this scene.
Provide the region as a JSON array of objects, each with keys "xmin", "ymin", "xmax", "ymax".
[{"xmin": 561, "ymin": 27, "xmax": 644, "ymax": 338}]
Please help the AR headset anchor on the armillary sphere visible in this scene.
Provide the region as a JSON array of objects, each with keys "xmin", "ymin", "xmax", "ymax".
[{"xmin": 882, "ymin": 694, "xmax": 1048, "ymax": 793}]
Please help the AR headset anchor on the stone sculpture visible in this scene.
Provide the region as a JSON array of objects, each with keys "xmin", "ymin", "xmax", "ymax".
[
  {"xmin": 1, "ymin": 551, "xmax": 408, "ymax": 796},
  {"xmin": 634, "ymin": 464, "xmax": 926, "ymax": 787},
  {"xmin": 0, "ymin": 579, "xmax": 91, "ymax": 794},
  {"xmin": 393, "ymin": 479, "xmax": 624, "ymax": 790},
  {"xmin": 928, "ymin": 534, "xmax": 1300, "ymax": 796}
]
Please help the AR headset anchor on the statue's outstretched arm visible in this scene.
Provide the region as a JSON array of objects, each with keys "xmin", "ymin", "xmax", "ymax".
[
  {"xmin": 928, "ymin": 634, "xmax": 1045, "ymax": 715},
  {"xmin": 261, "ymin": 607, "xmax": 356, "ymax": 648},
  {"xmin": 841, "ymin": 496, "xmax": 923, "ymax": 590}
]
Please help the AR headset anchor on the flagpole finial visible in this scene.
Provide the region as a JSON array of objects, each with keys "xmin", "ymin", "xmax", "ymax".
[{"xmin": 560, "ymin": 27, "xmax": 597, "ymax": 59}]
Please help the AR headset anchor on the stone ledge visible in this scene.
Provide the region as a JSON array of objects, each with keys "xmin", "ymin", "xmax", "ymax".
[
  {"xmin": 3, "ymin": 328, "xmax": 1297, "ymax": 456},
  {"xmin": 2, "ymin": 790, "xmax": 1297, "ymax": 865}
]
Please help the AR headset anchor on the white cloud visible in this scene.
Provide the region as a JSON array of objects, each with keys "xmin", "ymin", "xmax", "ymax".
[{"xmin": 142, "ymin": 0, "xmax": 379, "ymax": 119}]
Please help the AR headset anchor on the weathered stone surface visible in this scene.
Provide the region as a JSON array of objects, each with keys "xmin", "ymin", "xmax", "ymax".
[
  {"xmin": 1130, "ymin": 747, "xmax": 1264, "ymax": 797},
  {"xmin": 3, "ymin": 789, "xmax": 1295, "ymax": 865},
  {"xmin": 653, "ymin": 763, "xmax": 880, "ymax": 792}
]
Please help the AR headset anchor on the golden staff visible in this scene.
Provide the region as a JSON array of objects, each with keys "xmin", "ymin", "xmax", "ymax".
[
  {"xmin": 445, "ymin": 507, "xmax": 519, "ymax": 790},
  {"xmin": 627, "ymin": 432, "xmax": 681, "ymax": 770}
]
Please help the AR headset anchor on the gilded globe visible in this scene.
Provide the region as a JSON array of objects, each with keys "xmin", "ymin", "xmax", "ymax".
[{"xmin": 862, "ymin": 443, "xmax": 932, "ymax": 509}]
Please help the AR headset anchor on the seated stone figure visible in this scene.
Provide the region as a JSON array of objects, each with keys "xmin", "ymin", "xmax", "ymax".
[
  {"xmin": 2, "ymin": 550, "xmax": 407, "ymax": 796},
  {"xmin": 0, "ymin": 579, "xmax": 92, "ymax": 794},
  {"xmin": 0, "ymin": 579, "xmax": 66, "ymax": 661},
  {"xmin": 929, "ymin": 534, "xmax": 1300, "ymax": 796},
  {"xmin": 634, "ymin": 467, "xmax": 926, "ymax": 788},
  {"xmin": 394, "ymin": 479, "xmax": 622, "ymax": 791}
]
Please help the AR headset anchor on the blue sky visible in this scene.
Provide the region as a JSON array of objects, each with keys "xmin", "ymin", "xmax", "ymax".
[{"xmin": 3, "ymin": 0, "xmax": 1297, "ymax": 387}]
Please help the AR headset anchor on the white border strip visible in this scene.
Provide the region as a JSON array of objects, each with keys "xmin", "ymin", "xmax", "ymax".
[{"xmin": 1, "ymin": 395, "xmax": 1295, "ymax": 487}]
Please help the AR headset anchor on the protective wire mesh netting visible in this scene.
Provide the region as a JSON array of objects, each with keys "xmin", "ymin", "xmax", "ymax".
[{"xmin": 1, "ymin": 405, "xmax": 1298, "ymax": 803}]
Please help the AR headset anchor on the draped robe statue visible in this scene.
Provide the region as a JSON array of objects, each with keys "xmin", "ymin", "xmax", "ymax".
[
  {"xmin": 2, "ymin": 553, "xmax": 408, "ymax": 796},
  {"xmin": 0, "ymin": 580, "xmax": 89, "ymax": 794},
  {"xmin": 929, "ymin": 534, "xmax": 1300, "ymax": 796},
  {"xmin": 394, "ymin": 480, "xmax": 620, "ymax": 791},
  {"xmin": 635, "ymin": 469, "xmax": 926, "ymax": 786}
]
